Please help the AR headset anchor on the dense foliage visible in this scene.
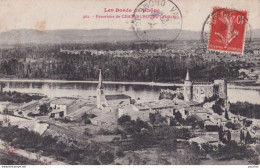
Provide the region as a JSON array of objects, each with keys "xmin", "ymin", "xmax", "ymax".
[
  {"xmin": 0, "ymin": 44, "xmax": 253, "ymax": 82},
  {"xmin": 212, "ymin": 141, "xmax": 259, "ymax": 164},
  {"xmin": 0, "ymin": 125, "xmax": 114, "ymax": 164},
  {"xmin": 230, "ymin": 101, "xmax": 260, "ymax": 119},
  {"xmin": 0, "ymin": 91, "xmax": 43, "ymax": 103}
]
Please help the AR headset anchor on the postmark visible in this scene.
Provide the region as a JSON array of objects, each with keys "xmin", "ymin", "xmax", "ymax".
[
  {"xmin": 202, "ymin": 7, "xmax": 249, "ymax": 54},
  {"xmin": 132, "ymin": 0, "xmax": 182, "ymax": 42}
]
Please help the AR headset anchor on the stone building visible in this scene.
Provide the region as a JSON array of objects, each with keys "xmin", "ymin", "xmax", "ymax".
[
  {"xmin": 96, "ymin": 69, "xmax": 131, "ymax": 109},
  {"xmin": 183, "ymin": 69, "xmax": 227, "ymax": 103}
]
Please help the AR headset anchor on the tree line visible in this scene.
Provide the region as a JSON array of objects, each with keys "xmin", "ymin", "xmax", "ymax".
[
  {"xmin": 0, "ymin": 49, "xmax": 252, "ymax": 82},
  {"xmin": 230, "ymin": 101, "xmax": 260, "ymax": 119}
]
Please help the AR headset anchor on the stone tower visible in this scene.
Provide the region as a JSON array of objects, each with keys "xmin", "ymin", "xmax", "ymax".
[
  {"xmin": 214, "ymin": 79, "xmax": 228, "ymax": 109},
  {"xmin": 214, "ymin": 79, "xmax": 227, "ymax": 100},
  {"xmin": 184, "ymin": 69, "xmax": 193, "ymax": 102},
  {"xmin": 97, "ymin": 69, "xmax": 105, "ymax": 109}
]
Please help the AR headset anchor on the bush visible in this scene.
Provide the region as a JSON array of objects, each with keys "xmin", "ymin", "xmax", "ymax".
[
  {"xmin": 99, "ymin": 151, "xmax": 114, "ymax": 164},
  {"xmin": 124, "ymin": 118, "xmax": 151, "ymax": 134},
  {"xmin": 0, "ymin": 91, "xmax": 43, "ymax": 103},
  {"xmin": 39, "ymin": 104, "xmax": 49, "ymax": 115},
  {"xmin": 120, "ymin": 133, "xmax": 127, "ymax": 140},
  {"xmin": 59, "ymin": 117, "xmax": 72, "ymax": 123},
  {"xmin": 27, "ymin": 112, "xmax": 36, "ymax": 118},
  {"xmin": 174, "ymin": 111, "xmax": 182, "ymax": 121},
  {"xmin": 115, "ymin": 149, "xmax": 125, "ymax": 157},
  {"xmin": 212, "ymin": 141, "xmax": 257, "ymax": 161},
  {"xmin": 97, "ymin": 128, "xmax": 115, "ymax": 135},
  {"xmin": 82, "ymin": 113, "xmax": 97, "ymax": 119},
  {"xmin": 0, "ymin": 125, "xmax": 111, "ymax": 164},
  {"xmin": 84, "ymin": 128, "xmax": 92, "ymax": 137},
  {"xmin": 212, "ymin": 104, "xmax": 222, "ymax": 115},
  {"xmin": 118, "ymin": 115, "xmax": 131, "ymax": 125},
  {"xmin": 205, "ymin": 125, "xmax": 220, "ymax": 132},
  {"xmin": 149, "ymin": 113, "xmax": 156, "ymax": 123},
  {"xmin": 84, "ymin": 119, "xmax": 91, "ymax": 125},
  {"xmin": 225, "ymin": 122, "xmax": 241, "ymax": 130}
]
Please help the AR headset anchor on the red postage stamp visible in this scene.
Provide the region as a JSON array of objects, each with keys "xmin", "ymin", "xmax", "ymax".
[{"xmin": 208, "ymin": 7, "xmax": 247, "ymax": 54}]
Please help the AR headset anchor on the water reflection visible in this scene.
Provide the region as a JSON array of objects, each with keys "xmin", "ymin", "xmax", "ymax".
[{"xmin": 2, "ymin": 81, "xmax": 260, "ymax": 104}]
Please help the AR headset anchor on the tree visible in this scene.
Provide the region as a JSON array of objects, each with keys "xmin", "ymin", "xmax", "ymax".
[
  {"xmin": 154, "ymin": 113, "xmax": 167, "ymax": 125},
  {"xmin": 158, "ymin": 139, "xmax": 177, "ymax": 154},
  {"xmin": 117, "ymin": 115, "xmax": 131, "ymax": 125},
  {"xmin": 212, "ymin": 104, "xmax": 222, "ymax": 115},
  {"xmin": 218, "ymin": 128, "xmax": 225, "ymax": 142},
  {"xmin": 0, "ymin": 82, "xmax": 5, "ymax": 92},
  {"xmin": 229, "ymin": 102, "xmax": 260, "ymax": 119},
  {"xmin": 225, "ymin": 122, "xmax": 241, "ymax": 130},
  {"xmin": 99, "ymin": 151, "xmax": 114, "ymax": 164},
  {"xmin": 227, "ymin": 130, "xmax": 231, "ymax": 142},
  {"xmin": 245, "ymin": 131, "xmax": 252, "ymax": 144},
  {"xmin": 224, "ymin": 110, "xmax": 229, "ymax": 120},
  {"xmin": 174, "ymin": 111, "xmax": 182, "ymax": 121},
  {"xmin": 240, "ymin": 130, "xmax": 245, "ymax": 142},
  {"xmin": 39, "ymin": 104, "xmax": 48, "ymax": 115}
]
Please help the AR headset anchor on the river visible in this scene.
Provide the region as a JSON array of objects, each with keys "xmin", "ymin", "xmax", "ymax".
[{"xmin": 1, "ymin": 80, "xmax": 260, "ymax": 104}]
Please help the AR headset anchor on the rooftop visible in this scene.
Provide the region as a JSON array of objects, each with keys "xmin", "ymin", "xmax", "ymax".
[
  {"xmin": 105, "ymin": 94, "xmax": 131, "ymax": 100},
  {"xmin": 184, "ymin": 106, "xmax": 211, "ymax": 114},
  {"xmin": 193, "ymin": 113, "xmax": 210, "ymax": 121},
  {"xmin": 189, "ymin": 136, "xmax": 218, "ymax": 144},
  {"xmin": 186, "ymin": 101, "xmax": 201, "ymax": 106},
  {"xmin": 134, "ymin": 99, "xmax": 182, "ymax": 111},
  {"xmin": 50, "ymin": 98, "xmax": 76, "ymax": 106}
]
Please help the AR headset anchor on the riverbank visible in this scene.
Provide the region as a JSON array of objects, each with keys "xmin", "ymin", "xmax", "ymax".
[{"xmin": 1, "ymin": 78, "xmax": 260, "ymax": 90}]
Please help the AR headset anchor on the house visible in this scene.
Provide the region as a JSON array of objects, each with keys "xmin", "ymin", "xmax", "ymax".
[
  {"xmin": 189, "ymin": 135, "xmax": 218, "ymax": 146},
  {"xmin": 49, "ymin": 98, "xmax": 76, "ymax": 118},
  {"xmin": 193, "ymin": 113, "xmax": 210, "ymax": 122},
  {"xmin": 179, "ymin": 106, "xmax": 211, "ymax": 119},
  {"xmin": 118, "ymin": 104, "xmax": 150, "ymax": 122},
  {"xmin": 0, "ymin": 102, "xmax": 9, "ymax": 113},
  {"xmin": 105, "ymin": 94, "xmax": 131, "ymax": 107},
  {"xmin": 49, "ymin": 109, "xmax": 65, "ymax": 118},
  {"xmin": 0, "ymin": 102, "xmax": 19, "ymax": 115}
]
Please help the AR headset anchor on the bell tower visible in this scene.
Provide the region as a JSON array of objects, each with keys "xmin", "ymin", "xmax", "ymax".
[
  {"xmin": 97, "ymin": 69, "xmax": 105, "ymax": 109},
  {"xmin": 184, "ymin": 69, "xmax": 193, "ymax": 102}
]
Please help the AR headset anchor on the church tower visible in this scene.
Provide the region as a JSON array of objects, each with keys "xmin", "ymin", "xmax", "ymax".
[
  {"xmin": 184, "ymin": 69, "xmax": 193, "ymax": 102},
  {"xmin": 97, "ymin": 69, "xmax": 105, "ymax": 109}
]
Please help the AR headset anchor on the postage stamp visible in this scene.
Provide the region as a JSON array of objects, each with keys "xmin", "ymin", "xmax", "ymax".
[
  {"xmin": 132, "ymin": 0, "xmax": 182, "ymax": 42},
  {"xmin": 207, "ymin": 7, "xmax": 248, "ymax": 54}
]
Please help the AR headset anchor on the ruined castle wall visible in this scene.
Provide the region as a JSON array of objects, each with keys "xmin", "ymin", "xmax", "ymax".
[{"xmin": 192, "ymin": 85, "xmax": 215, "ymax": 103}]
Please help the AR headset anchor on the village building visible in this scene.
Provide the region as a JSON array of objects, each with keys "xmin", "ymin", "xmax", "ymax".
[
  {"xmin": 189, "ymin": 136, "xmax": 219, "ymax": 146},
  {"xmin": 0, "ymin": 102, "xmax": 10, "ymax": 113},
  {"xmin": 49, "ymin": 98, "xmax": 77, "ymax": 118},
  {"xmin": 96, "ymin": 69, "xmax": 131, "ymax": 109},
  {"xmin": 183, "ymin": 69, "xmax": 227, "ymax": 103},
  {"xmin": 105, "ymin": 94, "xmax": 131, "ymax": 107}
]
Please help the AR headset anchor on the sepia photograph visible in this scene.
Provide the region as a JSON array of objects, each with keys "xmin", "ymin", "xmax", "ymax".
[{"xmin": 0, "ymin": 0, "xmax": 259, "ymax": 166}]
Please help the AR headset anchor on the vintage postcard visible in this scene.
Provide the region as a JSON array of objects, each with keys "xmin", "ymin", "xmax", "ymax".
[{"xmin": 0, "ymin": 0, "xmax": 260, "ymax": 166}]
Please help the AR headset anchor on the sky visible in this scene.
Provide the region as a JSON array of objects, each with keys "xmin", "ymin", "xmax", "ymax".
[{"xmin": 0, "ymin": 0, "xmax": 259, "ymax": 32}]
